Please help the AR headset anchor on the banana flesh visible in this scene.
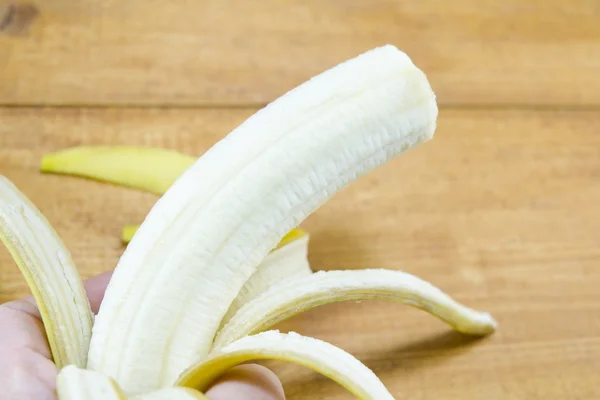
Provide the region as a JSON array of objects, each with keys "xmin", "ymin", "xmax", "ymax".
[
  {"xmin": 41, "ymin": 146, "xmax": 196, "ymax": 196},
  {"xmin": 125, "ymin": 226, "xmax": 312, "ymax": 323},
  {"xmin": 221, "ymin": 230, "xmax": 312, "ymax": 326},
  {"xmin": 0, "ymin": 177, "xmax": 93, "ymax": 368},
  {"xmin": 121, "ymin": 222, "xmax": 305, "ymax": 250},
  {"xmin": 121, "ymin": 225, "xmax": 313, "ymax": 328},
  {"xmin": 39, "ymin": 142, "xmax": 313, "ymax": 316},
  {"xmin": 214, "ymin": 269, "xmax": 497, "ymax": 349},
  {"xmin": 41, "ymin": 145, "xmax": 314, "ymax": 328},
  {"xmin": 57, "ymin": 366, "xmax": 126, "ymax": 400},
  {"xmin": 87, "ymin": 44, "xmax": 439, "ymax": 393},
  {"xmin": 177, "ymin": 330, "xmax": 395, "ymax": 400}
]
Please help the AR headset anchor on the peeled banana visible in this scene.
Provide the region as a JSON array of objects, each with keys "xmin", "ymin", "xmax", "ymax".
[
  {"xmin": 87, "ymin": 44, "xmax": 441, "ymax": 394},
  {"xmin": 1, "ymin": 44, "xmax": 497, "ymax": 399}
]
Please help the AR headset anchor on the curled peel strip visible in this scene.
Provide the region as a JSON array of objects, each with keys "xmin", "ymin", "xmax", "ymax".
[
  {"xmin": 221, "ymin": 231, "xmax": 312, "ymax": 326},
  {"xmin": 178, "ymin": 330, "xmax": 395, "ymax": 400},
  {"xmin": 214, "ymin": 269, "xmax": 497, "ymax": 349}
]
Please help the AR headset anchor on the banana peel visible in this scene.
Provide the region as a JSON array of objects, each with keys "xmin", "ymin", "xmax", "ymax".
[
  {"xmin": 221, "ymin": 231, "xmax": 312, "ymax": 326},
  {"xmin": 0, "ymin": 177, "xmax": 93, "ymax": 369},
  {"xmin": 0, "ymin": 45, "xmax": 499, "ymax": 398},
  {"xmin": 214, "ymin": 269, "xmax": 497, "ymax": 349},
  {"xmin": 178, "ymin": 331, "xmax": 396, "ymax": 399},
  {"xmin": 41, "ymin": 146, "xmax": 195, "ymax": 196},
  {"xmin": 40, "ymin": 145, "xmax": 195, "ymax": 244}
]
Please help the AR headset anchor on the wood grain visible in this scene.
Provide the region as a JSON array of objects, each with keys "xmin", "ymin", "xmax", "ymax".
[
  {"xmin": 1, "ymin": 0, "xmax": 599, "ymax": 106},
  {"xmin": 1, "ymin": 107, "xmax": 599, "ymax": 399}
]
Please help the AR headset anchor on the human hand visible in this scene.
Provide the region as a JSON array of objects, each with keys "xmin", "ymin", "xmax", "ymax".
[{"xmin": 0, "ymin": 271, "xmax": 286, "ymax": 400}]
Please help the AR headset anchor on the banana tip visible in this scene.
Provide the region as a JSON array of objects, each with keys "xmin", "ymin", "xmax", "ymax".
[{"xmin": 475, "ymin": 312, "xmax": 498, "ymax": 336}]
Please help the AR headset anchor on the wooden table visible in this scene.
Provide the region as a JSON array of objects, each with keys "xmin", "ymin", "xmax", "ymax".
[{"xmin": 1, "ymin": 1, "xmax": 600, "ymax": 398}]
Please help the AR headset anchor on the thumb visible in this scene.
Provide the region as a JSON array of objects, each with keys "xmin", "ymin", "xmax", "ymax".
[
  {"xmin": 83, "ymin": 270, "xmax": 113, "ymax": 314},
  {"xmin": 205, "ymin": 364, "xmax": 285, "ymax": 400}
]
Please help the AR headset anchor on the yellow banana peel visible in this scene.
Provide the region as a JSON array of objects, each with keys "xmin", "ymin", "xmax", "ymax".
[
  {"xmin": 41, "ymin": 146, "xmax": 195, "ymax": 196},
  {"xmin": 0, "ymin": 177, "xmax": 93, "ymax": 368},
  {"xmin": 177, "ymin": 331, "xmax": 396, "ymax": 399}
]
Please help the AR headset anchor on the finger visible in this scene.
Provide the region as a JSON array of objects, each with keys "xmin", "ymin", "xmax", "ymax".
[
  {"xmin": 0, "ymin": 300, "xmax": 50, "ymax": 358},
  {"xmin": 83, "ymin": 270, "xmax": 113, "ymax": 314},
  {"xmin": 205, "ymin": 364, "xmax": 285, "ymax": 400},
  {"xmin": 0, "ymin": 302, "xmax": 59, "ymax": 400}
]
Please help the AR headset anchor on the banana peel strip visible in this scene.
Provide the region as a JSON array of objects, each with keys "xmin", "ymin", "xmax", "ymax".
[
  {"xmin": 0, "ymin": 176, "xmax": 93, "ymax": 368},
  {"xmin": 41, "ymin": 146, "xmax": 196, "ymax": 196},
  {"xmin": 178, "ymin": 330, "xmax": 395, "ymax": 400},
  {"xmin": 221, "ymin": 232, "xmax": 312, "ymax": 326},
  {"xmin": 57, "ymin": 366, "xmax": 126, "ymax": 400},
  {"xmin": 214, "ymin": 269, "xmax": 497, "ymax": 349},
  {"xmin": 133, "ymin": 388, "xmax": 209, "ymax": 400}
]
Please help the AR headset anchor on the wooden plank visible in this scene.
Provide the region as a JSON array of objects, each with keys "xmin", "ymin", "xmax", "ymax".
[
  {"xmin": 1, "ymin": 0, "xmax": 599, "ymax": 106},
  {"xmin": 1, "ymin": 107, "xmax": 600, "ymax": 398}
]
